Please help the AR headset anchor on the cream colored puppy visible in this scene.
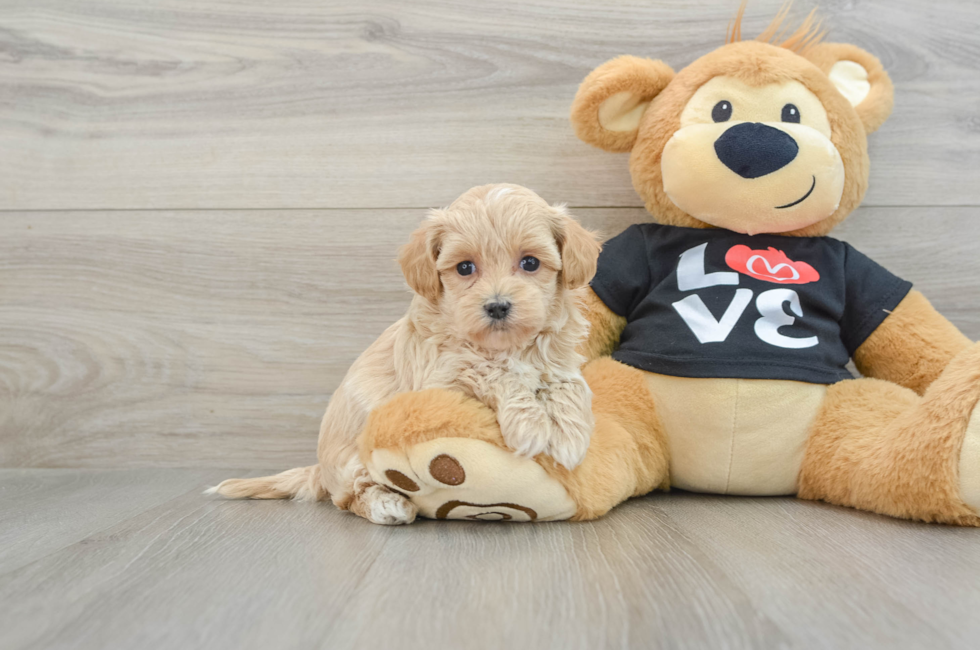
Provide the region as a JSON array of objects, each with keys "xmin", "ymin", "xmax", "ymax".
[{"xmin": 210, "ymin": 184, "xmax": 602, "ymax": 525}]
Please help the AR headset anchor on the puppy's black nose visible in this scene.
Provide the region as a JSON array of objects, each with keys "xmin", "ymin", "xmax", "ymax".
[
  {"xmin": 714, "ymin": 122, "xmax": 799, "ymax": 179},
  {"xmin": 484, "ymin": 301, "xmax": 511, "ymax": 321}
]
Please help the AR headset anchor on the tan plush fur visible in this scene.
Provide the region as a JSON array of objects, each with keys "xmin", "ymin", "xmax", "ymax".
[
  {"xmin": 571, "ymin": 56, "xmax": 675, "ymax": 153},
  {"xmin": 552, "ymin": 358, "xmax": 670, "ymax": 520},
  {"xmin": 360, "ymin": 388, "xmax": 502, "ymax": 454},
  {"xmin": 729, "ymin": 3, "xmax": 825, "ymax": 55},
  {"xmin": 854, "ymin": 290, "xmax": 972, "ymax": 395},
  {"xmin": 799, "ymin": 344, "xmax": 980, "ymax": 525},
  {"xmin": 576, "ymin": 288, "xmax": 627, "ymax": 362},
  {"xmin": 804, "ymin": 42, "xmax": 894, "ymax": 134},
  {"xmin": 211, "ymin": 184, "xmax": 602, "ymax": 524}
]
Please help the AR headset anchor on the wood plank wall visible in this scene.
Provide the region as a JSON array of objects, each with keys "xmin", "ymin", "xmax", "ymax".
[{"xmin": 1, "ymin": 0, "xmax": 978, "ymax": 468}]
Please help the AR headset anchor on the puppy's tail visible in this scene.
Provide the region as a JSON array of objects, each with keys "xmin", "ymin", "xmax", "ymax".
[{"xmin": 206, "ymin": 465, "xmax": 326, "ymax": 501}]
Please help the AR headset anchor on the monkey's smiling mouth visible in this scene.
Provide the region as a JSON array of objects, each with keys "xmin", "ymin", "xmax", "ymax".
[{"xmin": 775, "ymin": 175, "xmax": 816, "ymax": 209}]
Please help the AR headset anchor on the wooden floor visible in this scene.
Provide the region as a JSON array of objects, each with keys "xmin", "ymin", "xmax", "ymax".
[
  {"xmin": 2, "ymin": 468, "xmax": 980, "ymax": 650},
  {"xmin": 2, "ymin": 0, "xmax": 980, "ymax": 648}
]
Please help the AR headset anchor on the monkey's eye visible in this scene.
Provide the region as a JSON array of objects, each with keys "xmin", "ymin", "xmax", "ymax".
[
  {"xmin": 520, "ymin": 256, "xmax": 540, "ymax": 272},
  {"xmin": 711, "ymin": 100, "xmax": 732, "ymax": 123},
  {"xmin": 781, "ymin": 104, "xmax": 801, "ymax": 123},
  {"xmin": 456, "ymin": 261, "xmax": 476, "ymax": 276}
]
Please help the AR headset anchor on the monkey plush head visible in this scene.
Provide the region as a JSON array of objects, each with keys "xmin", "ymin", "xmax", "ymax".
[{"xmin": 571, "ymin": 8, "xmax": 894, "ymax": 237}]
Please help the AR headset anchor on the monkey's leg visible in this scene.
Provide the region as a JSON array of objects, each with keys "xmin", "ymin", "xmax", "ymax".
[{"xmin": 798, "ymin": 343, "xmax": 980, "ymax": 525}]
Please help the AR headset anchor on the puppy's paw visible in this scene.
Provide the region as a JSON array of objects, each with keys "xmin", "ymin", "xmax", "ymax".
[
  {"xmin": 542, "ymin": 382, "xmax": 594, "ymax": 470},
  {"xmin": 543, "ymin": 418, "xmax": 592, "ymax": 470},
  {"xmin": 351, "ymin": 483, "xmax": 418, "ymax": 525},
  {"xmin": 498, "ymin": 401, "xmax": 553, "ymax": 459}
]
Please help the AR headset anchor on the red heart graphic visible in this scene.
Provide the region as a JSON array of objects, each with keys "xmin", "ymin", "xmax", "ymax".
[{"xmin": 725, "ymin": 245, "xmax": 820, "ymax": 284}]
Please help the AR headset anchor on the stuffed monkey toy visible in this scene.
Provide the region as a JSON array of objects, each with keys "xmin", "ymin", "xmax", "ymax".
[{"xmin": 357, "ymin": 9, "xmax": 980, "ymax": 524}]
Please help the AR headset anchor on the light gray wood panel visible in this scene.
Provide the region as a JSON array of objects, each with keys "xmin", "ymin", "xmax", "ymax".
[
  {"xmin": 657, "ymin": 493, "xmax": 980, "ymax": 649},
  {"xmin": 1, "ymin": 0, "xmax": 979, "ymax": 210},
  {"xmin": 0, "ymin": 209, "xmax": 421, "ymax": 469},
  {"xmin": 321, "ymin": 496, "xmax": 785, "ymax": 650},
  {"xmin": 0, "ymin": 474, "xmax": 396, "ymax": 650},
  {"xmin": 1, "ymin": 207, "xmax": 977, "ymax": 468},
  {"xmin": 3, "ymin": 470, "xmax": 980, "ymax": 650},
  {"xmin": 0, "ymin": 468, "xmax": 230, "ymax": 574}
]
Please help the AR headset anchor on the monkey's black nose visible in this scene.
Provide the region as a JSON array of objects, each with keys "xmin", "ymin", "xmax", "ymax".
[
  {"xmin": 484, "ymin": 301, "xmax": 512, "ymax": 321},
  {"xmin": 714, "ymin": 122, "xmax": 799, "ymax": 179}
]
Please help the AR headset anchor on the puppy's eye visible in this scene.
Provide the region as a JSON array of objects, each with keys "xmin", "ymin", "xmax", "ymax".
[
  {"xmin": 781, "ymin": 104, "xmax": 801, "ymax": 123},
  {"xmin": 520, "ymin": 256, "xmax": 540, "ymax": 272},
  {"xmin": 456, "ymin": 261, "xmax": 475, "ymax": 276},
  {"xmin": 712, "ymin": 100, "xmax": 732, "ymax": 123}
]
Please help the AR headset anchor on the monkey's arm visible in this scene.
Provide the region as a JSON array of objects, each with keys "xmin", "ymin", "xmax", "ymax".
[
  {"xmin": 854, "ymin": 290, "xmax": 972, "ymax": 395},
  {"xmin": 576, "ymin": 288, "xmax": 628, "ymax": 362}
]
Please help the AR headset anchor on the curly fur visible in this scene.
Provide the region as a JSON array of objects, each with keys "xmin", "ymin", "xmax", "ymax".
[{"xmin": 210, "ymin": 184, "xmax": 601, "ymax": 524}]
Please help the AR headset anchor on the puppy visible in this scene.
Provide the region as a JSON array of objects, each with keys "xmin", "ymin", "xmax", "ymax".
[{"xmin": 210, "ymin": 184, "xmax": 601, "ymax": 524}]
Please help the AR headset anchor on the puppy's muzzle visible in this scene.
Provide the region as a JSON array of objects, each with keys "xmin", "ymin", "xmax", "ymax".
[{"xmin": 484, "ymin": 300, "xmax": 512, "ymax": 322}]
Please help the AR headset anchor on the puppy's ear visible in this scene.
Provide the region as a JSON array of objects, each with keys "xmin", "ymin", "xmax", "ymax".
[
  {"xmin": 570, "ymin": 55, "xmax": 674, "ymax": 152},
  {"xmin": 398, "ymin": 213, "xmax": 443, "ymax": 303},
  {"xmin": 551, "ymin": 207, "xmax": 602, "ymax": 290},
  {"xmin": 804, "ymin": 43, "xmax": 894, "ymax": 134}
]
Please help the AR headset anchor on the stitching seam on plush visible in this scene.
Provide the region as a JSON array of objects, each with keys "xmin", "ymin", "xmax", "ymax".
[{"xmin": 725, "ymin": 379, "xmax": 741, "ymax": 494}]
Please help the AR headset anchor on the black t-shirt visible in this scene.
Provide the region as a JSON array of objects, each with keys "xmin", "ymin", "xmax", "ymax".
[{"xmin": 590, "ymin": 223, "xmax": 912, "ymax": 384}]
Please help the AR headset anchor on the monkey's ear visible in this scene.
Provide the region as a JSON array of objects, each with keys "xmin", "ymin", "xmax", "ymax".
[
  {"xmin": 570, "ymin": 56, "xmax": 674, "ymax": 152},
  {"xmin": 398, "ymin": 213, "xmax": 444, "ymax": 303},
  {"xmin": 804, "ymin": 43, "xmax": 894, "ymax": 134}
]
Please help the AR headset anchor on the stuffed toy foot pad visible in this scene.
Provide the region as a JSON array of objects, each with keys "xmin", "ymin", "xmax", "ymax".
[
  {"xmin": 948, "ymin": 342, "xmax": 980, "ymax": 514},
  {"xmin": 365, "ymin": 437, "xmax": 577, "ymax": 522},
  {"xmin": 958, "ymin": 403, "xmax": 980, "ymax": 513}
]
